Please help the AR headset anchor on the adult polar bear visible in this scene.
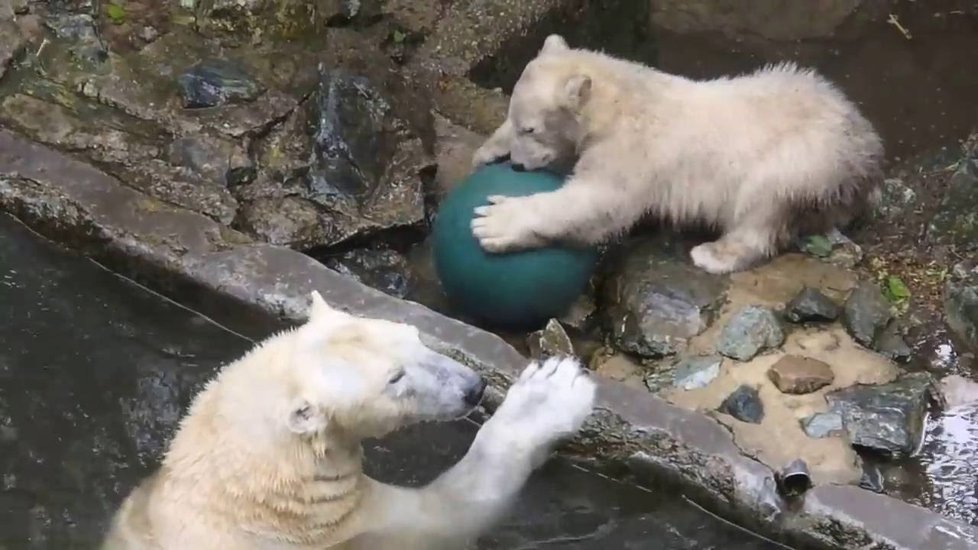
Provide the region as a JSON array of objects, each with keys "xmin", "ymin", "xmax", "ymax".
[
  {"xmin": 103, "ymin": 291, "xmax": 595, "ymax": 549},
  {"xmin": 471, "ymin": 35, "xmax": 883, "ymax": 274}
]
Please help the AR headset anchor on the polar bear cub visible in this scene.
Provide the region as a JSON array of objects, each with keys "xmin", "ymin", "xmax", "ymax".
[
  {"xmin": 471, "ymin": 34, "xmax": 884, "ymax": 274},
  {"xmin": 103, "ymin": 291, "xmax": 595, "ymax": 549}
]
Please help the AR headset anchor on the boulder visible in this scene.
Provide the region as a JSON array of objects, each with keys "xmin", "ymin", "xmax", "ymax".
[
  {"xmin": 672, "ymin": 355, "xmax": 722, "ymax": 390},
  {"xmin": 717, "ymin": 384, "xmax": 764, "ymax": 424},
  {"xmin": 717, "ymin": 306, "xmax": 784, "ymax": 361},
  {"xmin": 785, "ymin": 286, "xmax": 839, "ymax": 323},
  {"xmin": 602, "ymin": 237, "xmax": 727, "ymax": 359},
  {"xmin": 827, "ymin": 373, "xmax": 938, "ymax": 456},
  {"xmin": 945, "ymin": 261, "xmax": 978, "ymax": 352},
  {"xmin": 842, "ymin": 282, "xmax": 893, "ymax": 348}
]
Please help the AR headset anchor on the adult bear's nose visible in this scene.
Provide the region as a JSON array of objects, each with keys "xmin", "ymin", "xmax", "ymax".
[{"xmin": 464, "ymin": 379, "xmax": 487, "ymax": 406}]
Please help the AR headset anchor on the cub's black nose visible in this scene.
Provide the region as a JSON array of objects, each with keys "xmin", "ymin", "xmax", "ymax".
[
  {"xmin": 511, "ymin": 162, "xmax": 526, "ymax": 171},
  {"xmin": 464, "ymin": 379, "xmax": 487, "ymax": 406}
]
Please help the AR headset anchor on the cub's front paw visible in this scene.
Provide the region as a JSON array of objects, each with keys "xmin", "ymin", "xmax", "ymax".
[
  {"xmin": 472, "ymin": 143, "xmax": 509, "ymax": 169},
  {"xmin": 471, "ymin": 195, "xmax": 543, "ymax": 253},
  {"xmin": 492, "ymin": 357, "xmax": 596, "ymax": 445}
]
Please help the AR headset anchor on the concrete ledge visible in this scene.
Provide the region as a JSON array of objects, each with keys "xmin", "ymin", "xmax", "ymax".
[{"xmin": 3, "ymin": 129, "xmax": 978, "ymax": 549}]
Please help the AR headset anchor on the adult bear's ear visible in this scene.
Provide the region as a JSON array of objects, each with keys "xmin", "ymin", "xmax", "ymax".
[
  {"xmin": 540, "ymin": 34, "xmax": 569, "ymax": 55},
  {"xmin": 308, "ymin": 290, "xmax": 346, "ymax": 323},
  {"xmin": 287, "ymin": 398, "xmax": 329, "ymax": 435},
  {"xmin": 561, "ymin": 74, "xmax": 592, "ymax": 111}
]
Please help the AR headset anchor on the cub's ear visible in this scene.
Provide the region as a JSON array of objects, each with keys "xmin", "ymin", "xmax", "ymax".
[
  {"xmin": 561, "ymin": 74, "xmax": 592, "ymax": 110},
  {"xmin": 540, "ymin": 34, "xmax": 569, "ymax": 55},
  {"xmin": 308, "ymin": 290, "xmax": 344, "ymax": 323},
  {"xmin": 287, "ymin": 399, "xmax": 329, "ymax": 435}
]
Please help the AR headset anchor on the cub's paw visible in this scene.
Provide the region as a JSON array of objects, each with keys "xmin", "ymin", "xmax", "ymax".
[
  {"xmin": 691, "ymin": 241, "xmax": 740, "ymax": 274},
  {"xmin": 472, "ymin": 143, "xmax": 509, "ymax": 169},
  {"xmin": 471, "ymin": 195, "xmax": 543, "ymax": 252},
  {"xmin": 492, "ymin": 356, "xmax": 596, "ymax": 444}
]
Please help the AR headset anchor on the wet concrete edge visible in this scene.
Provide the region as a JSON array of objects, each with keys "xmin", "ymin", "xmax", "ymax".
[{"xmin": 3, "ymin": 130, "xmax": 978, "ymax": 549}]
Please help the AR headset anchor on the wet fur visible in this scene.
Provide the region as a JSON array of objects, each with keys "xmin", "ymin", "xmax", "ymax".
[{"xmin": 103, "ymin": 292, "xmax": 595, "ymax": 549}]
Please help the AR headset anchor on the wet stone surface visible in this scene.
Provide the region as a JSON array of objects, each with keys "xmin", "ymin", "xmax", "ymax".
[
  {"xmin": 320, "ymin": 247, "xmax": 413, "ymax": 299},
  {"xmin": 717, "ymin": 306, "xmax": 784, "ymax": 361},
  {"xmin": 827, "ymin": 373, "xmax": 938, "ymax": 457},
  {"xmin": 718, "ymin": 385, "xmax": 764, "ymax": 424},
  {"xmin": 945, "ymin": 261, "xmax": 978, "ymax": 352},
  {"xmin": 177, "ymin": 59, "xmax": 264, "ymax": 109},
  {"xmin": 928, "ymin": 156, "xmax": 978, "ymax": 252},
  {"xmin": 526, "ymin": 319, "xmax": 574, "ymax": 360},
  {"xmin": 236, "ymin": 66, "xmax": 432, "ymax": 249},
  {"xmin": 602, "ymin": 237, "xmax": 728, "ymax": 359}
]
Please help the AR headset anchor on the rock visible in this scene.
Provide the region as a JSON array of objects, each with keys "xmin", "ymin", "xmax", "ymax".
[
  {"xmin": 827, "ymin": 373, "xmax": 938, "ymax": 456},
  {"xmin": 767, "ymin": 355, "xmax": 834, "ymax": 394},
  {"xmin": 178, "ymin": 59, "xmax": 264, "ymax": 109},
  {"xmin": 672, "ymin": 355, "xmax": 722, "ymax": 390},
  {"xmin": 717, "ymin": 385, "xmax": 764, "ymax": 424},
  {"xmin": 238, "ymin": 66, "xmax": 432, "ymax": 249},
  {"xmin": 321, "ymin": 248, "xmax": 412, "ymax": 299},
  {"xmin": 874, "ymin": 177, "xmax": 917, "ymax": 221},
  {"xmin": 717, "ymin": 306, "xmax": 784, "ymax": 361},
  {"xmin": 801, "ymin": 412, "xmax": 844, "ymax": 439},
  {"xmin": 843, "ymin": 282, "xmax": 893, "ymax": 348},
  {"xmin": 558, "ymin": 293, "xmax": 596, "ymax": 332},
  {"xmin": 785, "ymin": 287, "xmax": 840, "ymax": 323},
  {"xmin": 44, "ymin": 13, "xmax": 107, "ymax": 65},
  {"xmin": 0, "ymin": 19, "xmax": 25, "ymax": 81},
  {"xmin": 824, "ymin": 228, "xmax": 863, "ymax": 269},
  {"xmin": 0, "ymin": 94, "xmax": 240, "ymax": 223},
  {"xmin": 945, "ymin": 261, "xmax": 978, "ymax": 352},
  {"xmin": 526, "ymin": 319, "xmax": 574, "ymax": 360},
  {"xmin": 928, "ymin": 157, "xmax": 978, "ymax": 252},
  {"xmin": 649, "ymin": 0, "xmax": 860, "ymax": 41},
  {"xmin": 603, "ymin": 237, "xmax": 727, "ymax": 359},
  {"xmin": 939, "ymin": 374, "xmax": 978, "ymax": 408},
  {"xmin": 874, "ymin": 321, "xmax": 912, "ymax": 363}
]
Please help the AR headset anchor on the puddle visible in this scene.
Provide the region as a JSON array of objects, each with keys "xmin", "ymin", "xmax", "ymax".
[{"xmin": 0, "ymin": 213, "xmax": 782, "ymax": 547}]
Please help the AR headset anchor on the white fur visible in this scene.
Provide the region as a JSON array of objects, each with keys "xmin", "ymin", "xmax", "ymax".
[
  {"xmin": 102, "ymin": 291, "xmax": 595, "ymax": 549},
  {"xmin": 471, "ymin": 34, "xmax": 884, "ymax": 273}
]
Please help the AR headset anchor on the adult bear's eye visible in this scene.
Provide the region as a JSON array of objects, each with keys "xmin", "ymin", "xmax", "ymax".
[{"xmin": 388, "ymin": 370, "xmax": 405, "ymax": 384}]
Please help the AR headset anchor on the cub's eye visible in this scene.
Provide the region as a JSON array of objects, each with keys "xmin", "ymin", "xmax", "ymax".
[
  {"xmin": 388, "ymin": 371, "xmax": 405, "ymax": 384},
  {"xmin": 520, "ymin": 126, "xmax": 536, "ymax": 135}
]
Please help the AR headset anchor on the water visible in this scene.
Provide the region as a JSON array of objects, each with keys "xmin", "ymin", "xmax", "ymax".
[{"xmin": 0, "ymin": 213, "xmax": 781, "ymax": 549}]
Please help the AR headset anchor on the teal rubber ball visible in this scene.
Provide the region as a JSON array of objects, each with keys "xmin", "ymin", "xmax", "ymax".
[{"xmin": 432, "ymin": 162, "xmax": 599, "ymax": 329}]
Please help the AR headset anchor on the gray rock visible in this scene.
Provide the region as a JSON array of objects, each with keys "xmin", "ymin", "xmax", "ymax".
[
  {"xmin": 874, "ymin": 177, "xmax": 917, "ymax": 221},
  {"xmin": 717, "ymin": 306, "xmax": 784, "ymax": 361},
  {"xmin": 178, "ymin": 59, "xmax": 264, "ymax": 109},
  {"xmin": 874, "ymin": 321, "xmax": 912, "ymax": 363},
  {"xmin": 0, "ymin": 19, "xmax": 25, "ymax": 82},
  {"xmin": 526, "ymin": 319, "xmax": 574, "ymax": 360},
  {"xmin": 321, "ymin": 248, "xmax": 412, "ymax": 299},
  {"xmin": 843, "ymin": 282, "xmax": 893, "ymax": 348},
  {"xmin": 718, "ymin": 385, "xmax": 764, "ymax": 424},
  {"xmin": 945, "ymin": 261, "xmax": 978, "ymax": 352},
  {"xmin": 237, "ymin": 66, "xmax": 432, "ymax": 248},
  {"xmin": 827, "ymin": 373, "xmax": 938, "ymax": 456},
  {"xmin": 801, "ymin": 412, "xmax": 844, "ymax": 439},
  {"xmin": 672, "ymin": 355, "xmax": 722, "ymax": 390},
  {"xmin": 44, "ymin": 13, "xmax": 107, "ymax": 65},
  {"xmin": 0, "ymin": 94, "xmax": 241, "ymax": 224},
  {"xmin": 558, "ymin": 293, "xmax": 597, "ymax": 332},
  {"xmin": 928, "ymin": 157, "xmax": 978, "ymax": 252},
  {"xmin": 603, "ymin": 237, "xmax": 727, "ymax": 359},
  {"xmin": 785, "ymin": 287, "xmax": 840, "ymax": 323}
]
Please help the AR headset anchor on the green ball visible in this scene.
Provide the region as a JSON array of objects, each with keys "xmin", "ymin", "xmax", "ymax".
[{"xmin": 432, "ymin": 162, "xmax": 599, "ymax": 329}]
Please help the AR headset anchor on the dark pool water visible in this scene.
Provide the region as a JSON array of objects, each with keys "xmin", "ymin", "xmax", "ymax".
[{"xmin": 0, "ymin": 213, "xmax": 783, "ymax": 549}]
